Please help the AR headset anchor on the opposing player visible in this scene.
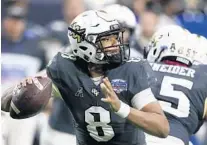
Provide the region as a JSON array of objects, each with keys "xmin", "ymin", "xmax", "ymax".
[
  {"xmin": 1, "ymin": 10, "xmax": 169, "ymax": 145},
  {"xmin": 145, "ymin": 25, "xmax": 207, "ymax": 145}
]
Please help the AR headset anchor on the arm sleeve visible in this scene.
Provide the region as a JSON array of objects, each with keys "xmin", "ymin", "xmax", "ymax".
[{"xmin": 128, "ymin": 60, "xmax": 158, "ymax": 110}]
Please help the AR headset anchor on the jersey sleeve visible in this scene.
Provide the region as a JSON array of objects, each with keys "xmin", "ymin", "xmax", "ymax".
[
  {"xmin": 46, "ymin": 52, "xmax": 62, "ymax": 98},
  {"xmin": 128, "ymin": 60, "xmax": 158, "ymax": 110}
]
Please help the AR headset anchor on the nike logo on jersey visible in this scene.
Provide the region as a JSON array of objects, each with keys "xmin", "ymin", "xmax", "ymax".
[{"xmin": 75, "ymin": 87, "xmax": 84, "ymax": 97}]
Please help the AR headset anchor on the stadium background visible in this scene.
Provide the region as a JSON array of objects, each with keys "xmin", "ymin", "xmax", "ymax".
[{"xmin": 1, "ymin": 0, "xmax": 207, "ymax": 145}]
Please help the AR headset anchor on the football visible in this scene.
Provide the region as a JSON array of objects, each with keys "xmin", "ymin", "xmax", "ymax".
[{"xmin": 10, "ymin": 77, "xmax": 52, "ymax": 119}]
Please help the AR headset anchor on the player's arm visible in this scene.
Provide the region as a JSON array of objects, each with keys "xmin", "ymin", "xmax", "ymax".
[
  {"xmin": 127, "ymin": 61, "xmax": 169, "ymax": 138},
  {"xmin": 1, "ymin": 69, "xmax": 47, "ymax": 112},
  {"xmin": 1, "ymin": 69, "xmax": 61, "ymax": 112},
  {"xmin": 1, "ymin": 52, "xmax": 63, "ymax": 112},
  {"xmin": 101, "ymin": 79, "xmax": 169, "ymax": 138},
  {"xmin": 127, "ymin": 95, "xmax": 169, "ymax": 138},
  {"xmin": 101, "ymin": 61, "xmax": 169, "ymax": 138}
]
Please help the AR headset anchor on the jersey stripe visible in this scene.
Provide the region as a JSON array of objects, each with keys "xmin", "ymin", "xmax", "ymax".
[
  {"xmin": 131, "ymin": 88, "xmax": 157, "ymax": 110},
  {"xmin": 10, "ymin": 101, "xmax": 20, "ymax": 114},
  {"xmin": 203, "ymin": 98, "xmax": 207, "ymax": 119}
]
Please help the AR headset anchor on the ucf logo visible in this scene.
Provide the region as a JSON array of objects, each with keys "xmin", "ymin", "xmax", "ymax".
[
  {"xmin": 91, "ymin": 88, "xmax": 99, "ymax": 97},
  {"xmin": 69, "ymin": 22, "xmax": 86, "ymax": 43}
]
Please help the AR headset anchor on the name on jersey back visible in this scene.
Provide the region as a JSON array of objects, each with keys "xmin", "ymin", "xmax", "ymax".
[{"xmin": 150, "ymin": 63, "xmax": 195, "ymax": 78}]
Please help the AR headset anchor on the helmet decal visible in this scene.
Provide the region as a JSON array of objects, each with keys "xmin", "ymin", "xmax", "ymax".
[{"xmin": 68, "ymin": 22, "xmax": 86, "ymax": 43}]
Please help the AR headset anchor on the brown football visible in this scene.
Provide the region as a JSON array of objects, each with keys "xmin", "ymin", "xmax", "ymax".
[{"xmin": 10, "ymin": 77, "xmax": 52, "ymax": 119}]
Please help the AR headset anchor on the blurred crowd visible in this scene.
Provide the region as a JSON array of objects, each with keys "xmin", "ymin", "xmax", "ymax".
[{"xmin": 1, "ymin": 0, "xmax": 207, "ymax": 145}]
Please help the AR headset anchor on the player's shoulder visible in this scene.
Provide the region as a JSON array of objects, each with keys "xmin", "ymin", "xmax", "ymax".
[
  {"xmin": 124, "ymin": 57, "xmax": 151, "ymax": 71},
  {"xmin": 193, "ymin": 65, "xmax": 207, "ymax": 75},
  {"xmin": 192, "ymin": 65, "xmax": 207, "ymax": 84},
  {"xmin": 125, "ymin": 57, "xmax": 146, "ymax": 64},
  {"xmin": 47, "ymin": 52, "xmax": 76, "ymax": 69},
  {"xmin": 47, "ymin": 52, "xmax": 60, "ymax": 69},
  {"xmin": 46, "ymin": 52, "xmax": 78, "ymax": 78},
  {"xmin": 122, "ymin": 58, "xmax": 155, "ymax": 82}
]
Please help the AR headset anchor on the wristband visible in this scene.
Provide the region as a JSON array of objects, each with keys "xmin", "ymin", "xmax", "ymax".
[{"xmin": 115, "ymin": 101, "xmax": 130, "ymax": 118}]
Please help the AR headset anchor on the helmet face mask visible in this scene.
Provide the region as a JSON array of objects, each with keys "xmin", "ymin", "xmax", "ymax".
[
  {"xmin": 68, "ymin": 10, "xmax": 129, "ymax": 65},
  {"xmin": 94, "ymin": 29, "xmax": 129, "ymax": 64}
]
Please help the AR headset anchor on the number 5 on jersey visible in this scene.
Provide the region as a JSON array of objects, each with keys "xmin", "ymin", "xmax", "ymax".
[{"xmin": 159, "ymin": 76, "xmax": 193, "ymax": 118}]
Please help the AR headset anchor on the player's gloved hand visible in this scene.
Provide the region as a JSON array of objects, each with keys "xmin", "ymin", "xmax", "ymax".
[{"xmin": 100, "ymin": 77, "xmax": 121, "ymax": 112}]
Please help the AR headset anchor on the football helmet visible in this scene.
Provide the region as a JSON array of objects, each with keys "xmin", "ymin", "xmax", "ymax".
[
  {"xmin": 146, "ymin": 25, "xmax": 194, "ymax": 66},
  {"xmin": 104, "ymin": 4, "xmax": 136, "ymax": 29},
  {"xmin": 68, "ymin": 10, "xmax": 128, "ymax": 64},
  {"xmin": 192, "ymin": 34, "xmax": 207, "ymax": 65}
]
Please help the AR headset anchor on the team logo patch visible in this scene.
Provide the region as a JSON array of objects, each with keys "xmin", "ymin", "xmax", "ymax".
[
  {"xmin": 91, "ymin": 88, "xmax": 99, "ymax": 97},
  {"xmin": 111, "ymin": 79, "xmax": 127, "ymax": 93}
]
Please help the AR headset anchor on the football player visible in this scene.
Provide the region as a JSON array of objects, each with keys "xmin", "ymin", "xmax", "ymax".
[
  {"xmin": 145, "ymin": 25, "xmax": 207, "ymax": 145},
  {"xmin": 1, "ymin": 10, "xmax": 169, "ymax": 145}
]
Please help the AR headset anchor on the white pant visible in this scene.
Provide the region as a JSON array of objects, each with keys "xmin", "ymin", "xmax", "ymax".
[
  {"xmin": 40, "ymin": 123, "xmax": 76, "ymax": 145},
  {"xmin": 145, "ymin": 133, "xmax": 185, "ymax": 145}
]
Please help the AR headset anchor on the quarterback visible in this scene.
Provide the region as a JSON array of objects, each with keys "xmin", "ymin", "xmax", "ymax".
[{"xmin": 1, "ymin": 10, "xmax": 169, "ymax": 145}]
